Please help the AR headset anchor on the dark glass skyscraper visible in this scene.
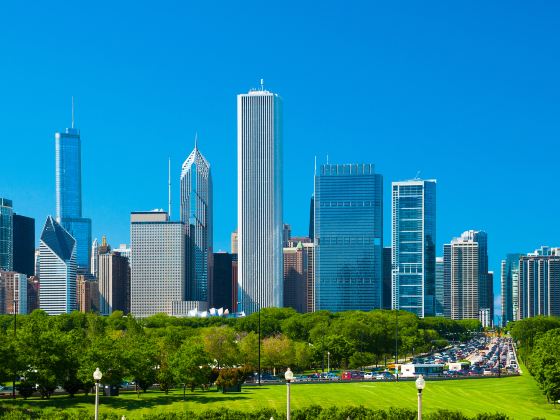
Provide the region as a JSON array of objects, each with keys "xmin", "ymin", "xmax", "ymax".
[
  {"xmin": 0, "ymin": 198, "xmax": 13, "ymax": 271},
  {"xmin": 55, "ymin": 109, "xmax": 92, "ymax": 273},
  {"xmin": 501, "ymin": 253, "xmax": 522, "ymax": 326},
  {"xmin": 314, "ymin": 163, "xmax": 383, "ymax": 311},
  {"xmin": 13, "ymin": 214, "xmax": 35, "ymax": 276}
]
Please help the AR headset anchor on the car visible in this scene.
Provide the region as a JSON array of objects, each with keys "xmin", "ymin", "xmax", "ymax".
[
  {"xmin": 363, "ymin": 372, "xmax": 374, "ymax": 380},
  {"xmin": 375, "ymin": 372, "xmax": 395, "ymax": 380}
]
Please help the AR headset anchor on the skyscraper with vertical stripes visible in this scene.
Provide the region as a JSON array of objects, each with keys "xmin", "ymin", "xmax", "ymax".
[
  {"xmin": 55, "ymin": 102, "xmax": 92, "ymax": 273},
  {"xmin": 237, "ymin": 84, "xmax": 283, "ymax": 315},
  {"xmin": 180, "ymin": 139, "xmax": 213, "ymax": 303}
]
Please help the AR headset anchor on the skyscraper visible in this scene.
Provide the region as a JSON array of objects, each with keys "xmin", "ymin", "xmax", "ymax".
[
  {"xmin": 383, "ymin": 247, "xmax": 392, "ymax": 310},
  {"xmin": 435, "ymin": 256, "xmax": 444, "ymax": 317},
  {"xmin": 314, "ymin": 163, "xmax": 383, "ymax": 311},
  {"xmin": 501, "ymin": 253, "xmax": 522, "ymax": 326},
  {"xmin": 0, "ymin": 271, "xmax": 28, "ymax": 314},
  {"xmin": 39, "ymin": 216, "xmax": 77, "ymax": 315},
  {"xmin": 283, "ymin": 242, "xmax": 308, "ymax": 313},
  {"xmin": 518, "ymin": 247, "xmax": 560, "ymax": 319},
  {"xmin": 443, "ymin": 244, "xmax": 452, "ymax": 318},
  {"xmin": 180, "ymin": 141, "xmax": 213, "ymax": 303},
  {"xmin": 0, "ymin": 198, "xmax": 13, "ymax": 271},
  {"xmin": 237, "ymin": 85, "xmax": 283, "ymax": 315},
  {"xmin": 392, "ymin": 179, "xmax": 436, "ymax": 318},
  {"xmin": 90, "ymin": 238, "xmax": 99, "ymax": 278},
  {"xmin": 55, "ymin": 104, "xmax": 92, "ymax": 273},
  {"xmin": 13, "ymin": 214, "xmax": 35, "ymax": 276},
  {"xmin": 449, "ymin": 233, "xmax": 480, "ymax": 320},
  {"xmin": 461, "ymin": 230, "xmax": 490, "ymax": 320},
  {"xmin": 212, "ymin": 252, "xmax": 233, "ymax": 310},
  {"xmin": 98, "ymin": 250, "xmax": 129, "ymax": 315}
]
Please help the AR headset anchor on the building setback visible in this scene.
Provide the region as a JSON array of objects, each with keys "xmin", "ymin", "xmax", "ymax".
[
  {"xmin": 392, "ymin": 179, "xmax": 436, "ymax": 318},
  {"xmin": 39, "ymin": 216, "xmax": 77, "ymax": 315},
  {"xmin": 237, "ymin": 86, "xmax": 283, "ymax": 315},
  {"xmin": 315, "ymin": 163, "xmax": 383, "ymax": 312},
  {"xmin": 518, "ymin": 247, "xmax": 560, "ymax": 319}
]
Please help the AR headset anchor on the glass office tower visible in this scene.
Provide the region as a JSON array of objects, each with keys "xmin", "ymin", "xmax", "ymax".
[
  {"xmin": 501, "ymin": 253, "xmax": 522, "ymax": 326},
  {"xmin": 180, "ymin": 141, "xmax": 213, "ymax": 303},
  {"xmin": 392, "ymin": 179, "xmax": 436, "ymax": 318},
  {"xmin": 55, "ymin": 121, "xmax": 92, "ymax": 273},
  {"xmin": 0, "ymin": 198, "xmax": 13, "ymax": 271},
  {"xmin": 314, "ymin": 163, "xmax": 383, "ymax": 311},
  {"xmin": 237, "ymin": 87, "xmax": 283, "ymax": 315}
]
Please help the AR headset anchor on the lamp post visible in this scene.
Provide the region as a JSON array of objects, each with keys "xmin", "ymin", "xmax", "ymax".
[
  {"xmin": 258, "ymin": 306, "xmax": 261, "ymax": 386},
  {"xmin": 12, "ymin": 297, "xmax": 16, "ymax": 400},
  {"xmin": 415, "ymin": 374, "xmax": 426, "ymax": 420},
  {"xmin": 93, "ymin": 368, "xmax": 102, "ymax": 420},
  {"xmin": 395, "ymin": 309, "xmax": 399, "ymax": 382},
  {"xmin": 284, "ymin": 368, "xmax": 294, "ymax": 420}
]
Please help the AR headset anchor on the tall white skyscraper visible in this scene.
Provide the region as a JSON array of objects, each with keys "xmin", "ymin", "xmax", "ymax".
[
  {"xmin": 237, "ymin": 84, "xmax": 283, "ymax": 315},
  {"xmin": 39, "ymin": 216, "xmax": 77, "ymax": 315},
  {"xmin": 180, "ymin": 140, "xmax": 213, "ymax": 303},
  {"xmin": 392, "ymin": 179, "xmax": 436, "ymax": 318}
]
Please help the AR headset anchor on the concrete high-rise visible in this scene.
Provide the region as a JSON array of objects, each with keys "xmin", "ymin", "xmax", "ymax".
[
  {"xmin": 39, "ymin": 216, "xmax": 77, "ymax": 315},
  {"xmin": 180, "ymin": 141, "xmax": 213, "ymax": 303},
  {"xmin": 55, "ymin": 105, "xmax": 92, "ymax": 273},
  {"xmin": 518, "ymin": 247, "xmax": 560, "ymax": 319},
  {"xmin": 0, "ymin": 198, "xmax": 13, "ymax": 271},
  {"xmin": 237, "ymin": 85, "xmax": 283, "ymax": 315},
  {"xmin": 314, "ymin": 163, "xmax": 383, "ymax": 311},
  {"xmin": 446, "ymin": 230, "xmax": 489, "ymax": 322},
  {"xmin": 0, "ymin": 271, "xmax": 28, "ymax": 314},
  {"xmin": 13, "ymin": 214, "xmax": 35, "ymax": 276},
  {"xmin": 283, "ymin": 242, "xmax": 308, "ymax": 313},
  {"xmin": 392, "ymin": 179, "xmax": 436, "ymax": 317},
  {"xmin": 98, "ymin": 250, "xmax": 129, "ymax": 315},
  {"xmin": 435, "ymin": 256, "xmax": 444, "ymax": 317},
  {"xmin": 501, "ymin": 253, "xmax": 522, "ymax": 326}
]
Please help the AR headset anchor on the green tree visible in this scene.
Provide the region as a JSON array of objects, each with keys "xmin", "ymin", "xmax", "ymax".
[
  {"xmin": 262, "ymin": 334, "xmax": 293, "ymax": 374},
  {"xmin": 123, "ymin": 333, "xmax": 158, "ymax": 393},
  {"xmin": 170, "ymin": 340, "xmax": 211, "ymax": 399},
  {"xmin": 202, "ymin": 326, "xmax": 238, "ymax": 368}
]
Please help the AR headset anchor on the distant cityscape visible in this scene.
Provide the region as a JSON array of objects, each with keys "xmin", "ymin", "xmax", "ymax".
[{"xmin": 1, "ymin": 85, "xmax": 558, "ymax": 326}]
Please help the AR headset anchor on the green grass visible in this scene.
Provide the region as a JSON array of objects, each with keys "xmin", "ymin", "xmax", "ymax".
[{"xmin": 1, "ymin": 374, "xmax": 558, "ymax": 419}]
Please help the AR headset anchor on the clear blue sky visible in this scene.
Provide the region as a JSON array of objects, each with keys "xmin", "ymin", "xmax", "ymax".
[{"xmin": 2, "ymin": 1, "xmax": 560, "ymax": 316}]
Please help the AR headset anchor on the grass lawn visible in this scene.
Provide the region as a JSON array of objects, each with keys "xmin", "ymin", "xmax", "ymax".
[{"xmin": 2, "ymin": 374, "xmax": 558, "ymax": 419}]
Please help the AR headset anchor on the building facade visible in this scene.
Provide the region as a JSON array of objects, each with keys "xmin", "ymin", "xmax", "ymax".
[
  {"xmin": 392, "ymin": 179, "xmax": 436, "ymax": 318},
  {"xmin": 0, "ymin": 198, "xmax": 13, "ymax": 271},
  {"xmin": 98, "ymin": 251, "xmax": 129, "ymax": 315},
  {"xmin": 383, "ymin": 247, "xmax": 392, "ymax": 310},
  {"xmin": 13, "ymin": 214, "xmax": 35, "ymax": 276},
  {"xmin": 212, "ymin": 252, "xmax": 233, "ymax": 310},
  {"xmin": 180, "ymin": 142, "xmax": 213, "ymax": 303},
  {"xmin": 237, "ymin": 87, "xmax": 283, "ymax": 315},
  {"xmin": 76, "ymin": 275, "xmax": 99, "ymax": 313},
  {"xmin": 39, "ymin": 216, "xmax": 77, "ymax": 315},
  {"xmin": 449, "ymin": 234, "xmax": 480, "ymax": 320},
  {"xmin": 0, "ymin": 271, "xmax": 28, "ymax": 314},
  {"xmin": 501, "ymin": 253, "xmax": 522, "ymax": 326},
  {"xmin": 283, "ymin": 243, "xmax": 308, "ymax": 313},
  {"xmin": 518, "ymin": 247, "xmax": 560, "ymax": 319},
  {"xmin": 55, "ymin": 121, "xmax": 92, "ymax": 273},
  {"xmin": 314, "ymin": 163, "xmax": 383, "ymax": 311},
  {"xmin": 435, "ymin": 256, "xmax": 444, "ymax": 317}
]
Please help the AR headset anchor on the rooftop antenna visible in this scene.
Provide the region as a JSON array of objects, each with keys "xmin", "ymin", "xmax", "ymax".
[
  {"xmin": 326, "ymin": 154, "xmax": 329, "ymax": 165},
  {"xmin": 314, "ymin": 155, "xmax": 317, "ymax": 176},
  {"xmin": 194, "ymin": 132, "xmax": 198, "ymax": 149},
  {"xmin": 168, "ymin": 157, "xmax": 172, "ymax": 219},
  {"xmin": 260, "ymin": 78, "xmax": 264, "ymax": 91},
  {"xmin": 415, "ymin": 170, "xmax": 421, "ymax": 180},
  {"xmin": 71, "ymin": 96, "xmax": 75, "ymax": 129}
]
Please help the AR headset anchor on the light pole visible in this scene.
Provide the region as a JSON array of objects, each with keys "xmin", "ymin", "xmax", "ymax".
[
  {"xmin": 415, "ymin": 374, "xmax": 426, "ymax": 420},
  {"xmin": 258, "ymin": 306, "xmax": 261, "ymax": 385},
  {"xmin": 327, "ymin": 351, "xmax": 330, "ymax": 372},
  {"xmin": 12, "ymin": 298, "xmax": 16, "ymax": 400},
  {"xmin": 395, "ymin": 309, "xmax": 399, "ymax": 382},
  {"xmin": 284, "ymin": 367, "xmax": 293, "ymax": 420},
  {"xmin": 93, "ymin": 368, "xmax": 102, "ymax": 420}
]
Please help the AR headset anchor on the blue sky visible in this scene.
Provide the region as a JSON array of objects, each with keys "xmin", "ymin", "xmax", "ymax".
[{"xmin": 2, "ymin": 1, "xmax": 560, "ymax": 316}]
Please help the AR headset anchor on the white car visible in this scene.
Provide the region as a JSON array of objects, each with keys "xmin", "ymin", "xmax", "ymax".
[{"xmin": 364, "ymin": 372, "xmax": 374, "ymax": 380}]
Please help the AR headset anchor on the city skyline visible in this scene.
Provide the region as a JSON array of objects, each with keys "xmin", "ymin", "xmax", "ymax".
[{"xmin": 3, "ymin": 2, "xmax": 560, "ymax": 319}]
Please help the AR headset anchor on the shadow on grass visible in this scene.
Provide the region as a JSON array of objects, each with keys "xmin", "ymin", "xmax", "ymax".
[{"xmin": 2, "ymin": 389, "xmax": 252, "ymax": 412}]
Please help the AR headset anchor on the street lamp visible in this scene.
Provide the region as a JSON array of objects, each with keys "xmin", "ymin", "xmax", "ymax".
[
  {"xmin": 284, "ymin": 368, "xmax": 294, "ymax": 420},
  {"xmin": 415, "ymin": 374, "xmax": 426, "ymax": 420},
  {"xmin": 327, "ymin": 351, "xmax": 330, "ymax": 372},
  {"xmin": 93, "ymin": 368, "xmax": 103, "ymax": 420},
  {"xmin": 12, "ymin": 297, "xmax": 16, "ymax": 400}
]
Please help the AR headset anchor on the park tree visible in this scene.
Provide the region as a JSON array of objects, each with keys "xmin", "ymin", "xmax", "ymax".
[
  {"xmin": 262, "ymin": 334, "xmax": 293, "ymax": 375},
  {"xmin": 170, "ymin": 340, "xmax": 211, "ymax": 399},
  {"xmin": 78, "ymin": 335, "xmax": 127, "ymax": 392},
  {"xmin": 123, "ymin": 333, "xmax": 158, "ymax": 393},
  {"xmin": 202, "ymin": 326, "xmax": 238, "ymax": 368},
  {"xmin": 237, "ymin": 331, "xmax": 259, "ymax": 367},
  {"xmin": 530, "ymin": 328, "xmax": 560, "ymax": 403}
]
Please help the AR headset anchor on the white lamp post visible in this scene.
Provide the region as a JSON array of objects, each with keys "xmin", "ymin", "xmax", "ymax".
[
  {"xmin": 284, "ymin": 367, "xmax": 294, "ymax": 420},
  {"xmin": 93, "ymin": 368, "xmax": 102, "ymax": 420},
  {"xmin": 415, "ymin": 374, "xmax": 426, "ymax": 420},
  {"xmin": 327, "ymin": 351, "xmax": 330, "ymax": 372}
]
